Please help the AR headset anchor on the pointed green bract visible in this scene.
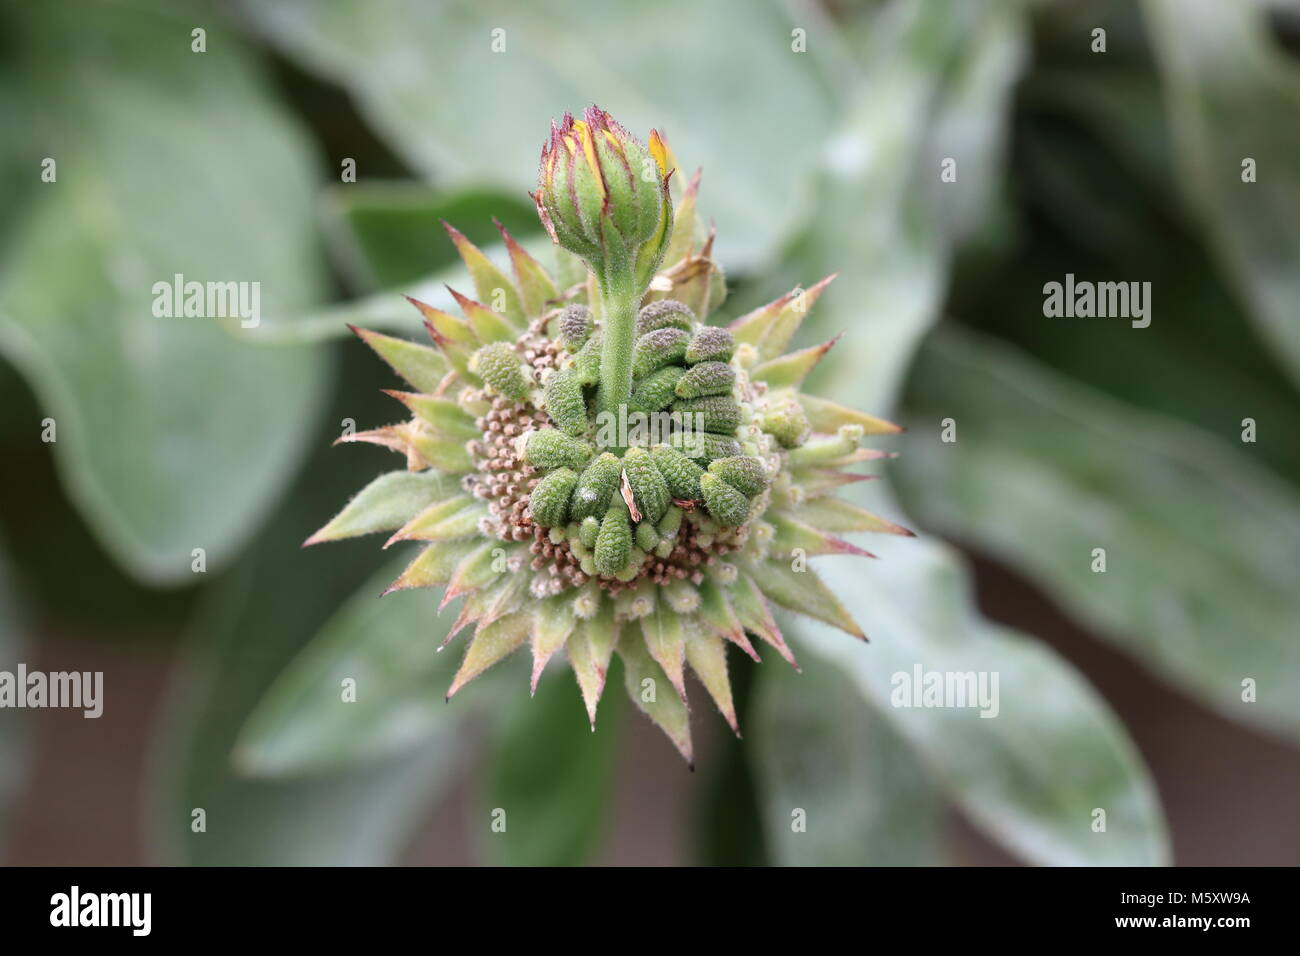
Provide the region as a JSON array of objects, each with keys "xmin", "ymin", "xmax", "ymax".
[
  {"xmin": 754, "ymin": 559, "xmax": 864, "ymax": 639},
  {"xmin": 619, "ymin": 633, "xmax": 692, "ymax": 765},
  {"xmin": 641, "ymin": 606, "xmax": 687, "ymax": 701},
  {"xmin": 352, "ymin": 326, "xmax": 449, "ymax": 393},
  {"xmin": 305, "ymin": 471, "xmax": 449, "ymax": 546}
]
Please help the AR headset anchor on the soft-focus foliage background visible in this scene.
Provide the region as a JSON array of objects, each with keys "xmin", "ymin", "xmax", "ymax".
[{"xmin": 2, "ymin": 0, "xmax": 1298, "ymax": 865}]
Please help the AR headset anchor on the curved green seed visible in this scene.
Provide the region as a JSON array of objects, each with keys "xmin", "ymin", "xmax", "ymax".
[
  {"xmin": 700, "ymin": 472, "xmax": 750, "ymax": 527},
  {"xmin": 573, "ymin": 330, "xmax": 603, "ymax": 386},
  {"xmin": 635, "ymin": 521, "xmax": 660, "ymax": 552},
  {"xmin": 557, "ymin": 304, "xmax": 593, "ymax": 350},
  {"xmin": 569, "ymin": 452, "xmax": 622, "ymax": 520},
  {"xmin": 709, "ymin": 455, "xmax": 768, "ymax": 496},
  {"xmin": 685, "ymin": 325, "xmax": 735, "ymax": 364},
  {"xmin": 529, "ymin": 467, "xmax": 578, "ymax": 527},
  {"xmin": 672, "ymin": 395, "xmax": 742, "ymax": 434},
  {"xmin": 631, "ymin": 327, "xmax": 690, "ymax": 379},
  {"xmin": 674, "ymin": 360, "xmax": 735, "ymax": 399},
  {"xmin": 649, "ymin": 444, "xmax": 704, "ymax": 500},
  {"xmin": 594, "ymin": 503, "xmax": 632, "ymax": 576},
  {"xmin": 622, "ymin": 447, "xmax": 670, "ymax": 524},
  {"xmin": 636, "ymin": 299, "xmax": 695, "ymax": 336},
  {"xmin": 524, "ymin": 429, "xmax": 592, "ymax": 471},
  {"xmin": 668, "ymin": 430, "xmax": 741, "ymax": 463},
  {"xmin": 628, "ymin": 365, "xmax": 686, "ymax": 414},
  {"xmin": 579, "ymin": 515, "xmax": 600, "ymax": 549},
  {"xmin": 543, "ymin": 367, "xmax": 589, "ymax": 436},
  {"xmin": 473, "ymin": 342, "xmax": 531, "ymax": 400}
]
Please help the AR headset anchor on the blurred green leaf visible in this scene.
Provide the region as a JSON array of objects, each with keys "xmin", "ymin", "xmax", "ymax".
[
  {"xmin": 1143, "ymin": 0, "xmax": 1300, "ymax": 387},
  {"xmin": 796, "ymin": 0, "xmax": 1027, "ymax": 409},
  {"xmin": 252, "ymin": 233, "xmax": 558, "ymax": 345},
  {"xmin": 802, "ymin": 530, "xmax": 1170, "ymax": 866},
  {"xmin": 751, "ymin": 648, "xmax": 942, "ymax": 865},
  {"xmin": 0, "ymin": 549, "xmax": 30, "ymax": 861},
  {"xmin": 235, "ymin": 556, "xmax": 479, "ymax": 777},
  {"xmin": 237, "ymin": 0, "xmax": 836, "ymax": 269},
  {"xmin": 480, "ymin": 670, "xmax": 620, "ymax": 866},
  {"xmin": 0, "ymin": 0, "xmax": 328, "ymax": 583},
  {"xmin": 897, "ymin": 328, "xmax": 1300, "ymax": 742},
  {"xmin": 153, "ymin": 347, "xmax": 470, "ymax": 865},
  {"xmin": 779, "ymin": 0, "xmax": 1168, "ymax": 866},
  {"xmin": 320, "ymin": 183, "xmax": 538, "ymax": 292}
]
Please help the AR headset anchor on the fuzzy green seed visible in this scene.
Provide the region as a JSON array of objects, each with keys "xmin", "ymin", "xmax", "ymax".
[
  {"xmin": 529, "ymin": 467, "xmax": 578, "ymax": 528},
  {"xmin": 685, "ymin": 325, "xmax": 734, "ymax": 364},
  {"xmin": 631, "ymin": 327, "xmax": 690, "ymax": 379},
  {"xmin": 543, "ymin": 367, "xmax": 589, "ymax": 437},
  {"xmin": 473, "ymin": 342, "xmax": 531, "ymax": 400},
  {"xmin": 524, "ymin": 428, "xmax": 593, "ymax": 471},
  {"xmin": 700, "ymin": 472, "xmax": 750, "ymax": 527},
  {"xmin": 628, "ymin": 365, "xmax": 686, "ymax": 414},
  {"xmin": 569, "ymin": 452, "xmax": 622, "ymax": 520},
  {"xmin": 656, "ymin": 504, "xmax": 684, "ymax": 538},
  {"xmin": 635, "ymin": 521, "xmax": 660, "ymax": 551},
  {"xmin": 557, "ymin": 304, "xmax": 593, "ymax": 350},
  {"xmin": 649, "ymin": 444, "xmax": 704, "ymax": 500},
  {"xmin": 594, "ymin": 503, "xmax": 632, "ymax": 576},
  {"xmin": 668, "ymin": 430, "xmax": 742, "ymax": 463},
  {"xmin": 622, "ymin": 447, "xmax": 670, "ymax": 524},
  {"xmin": 579, "ymin": 515, "xmax": 600, "ymax": 549},
  {"xmin": 636, "ymin": 299, "xmax": 696, "ymax": 336},
  {"xmin": 572, "ymin": 330, "xmax": 603, "ymax": 386},
  {"xmin": 708, "ymin": 455, "xmax": 769, "ymax": 497},
  {"xmin": 674, "ymin": 360, "xmax": 735, "ymax": 399},
  {"xmin": 673, "ymin": 395, "xmax": 742, "ymax": 434}
]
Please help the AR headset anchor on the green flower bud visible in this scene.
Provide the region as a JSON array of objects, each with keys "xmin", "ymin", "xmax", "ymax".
[
  {"xmin": 529, "ymin": 467, "xmax": 578, "ymax": 527},
  {"xmin": 542, "ymin": 367, "xmax": 589, "ymax": 436},
  {"xmin": 672, "ymin": 395, "xmax": 742, "ymax": 434},
  {"xmin": 708, "ymin": 455, "xmax": 769, "ymax": 497},
  {"xmin": 685, "ymin": 325, "xmax": 735, "ymax": 364},
  {"xmin": 649, "ymin": 444, "xmax": 705, "ymax": 500},
  {"xmin": 700, "ymin": 472, "xmax": 750, "ymax": 527},
  {"xmin": 569, "ymin": 452, "xmax": 622, "ymax": 520},
  {"xmin": 593, "ymin": 501, "xmax": 632, "ymax": 576},
  {"xmin": 524, "ymin": 428, "xmax": 593, "ymax": 470},
  {"xmin": 556, "ymin": 304, "xmax": 594, "ymax": 350},
  {"xmin": 674, "ymin": 360, "xmax": 735, "ymax": 399},
  {"xmin": 622, "ymin": 446, "xmax": 670, "ymax": 524},
  {"xmin": 663, "ymin": 578, "xmax": 700, "ymax": 613},
  {"xmin": 636, "ymin": 299, "xmax": 695, "ymax": 336},
  {"xmin": 534, "ymin": 107, "xmax": 672, "ymax": 289},
  {"xmin": 628, "ymin": 365, "xmax": 686, "ymax": 414},
  {"xmin": 472, "ymin": 342, "xmax": 532, "ymax": 400},
  {"xmin": 632, "ymin": 327, "xmax": 690, "ymax": 379}
]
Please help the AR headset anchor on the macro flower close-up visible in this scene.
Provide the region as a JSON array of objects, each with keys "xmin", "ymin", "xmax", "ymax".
[
  {"xmin": 1, "ymin": 0, "xmax": 1299, "ymax": 908},
  {"xmin": 306, "ymin": 106, "xmax": 908, "ymax": 762}
]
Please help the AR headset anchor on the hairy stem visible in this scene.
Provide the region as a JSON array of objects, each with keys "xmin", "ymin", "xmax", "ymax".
[{"xmin": 595, "ymin": 271, "xmax": 639, "ymax": 417}]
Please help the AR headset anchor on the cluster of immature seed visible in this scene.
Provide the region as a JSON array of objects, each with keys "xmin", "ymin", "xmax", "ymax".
[{"xmin": 466, "ymin": 299, "xmax": 776, "ymax": 588}]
